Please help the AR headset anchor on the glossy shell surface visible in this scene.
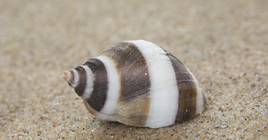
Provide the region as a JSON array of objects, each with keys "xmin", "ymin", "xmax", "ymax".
[{"xmin": 63, "ymin": 40, "xmax": 207, "ymax": 128}]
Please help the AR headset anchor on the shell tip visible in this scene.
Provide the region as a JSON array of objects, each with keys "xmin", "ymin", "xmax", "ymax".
[{"xmin": 62, "ymin": 71, "xmax": 71, "ymax": 82}]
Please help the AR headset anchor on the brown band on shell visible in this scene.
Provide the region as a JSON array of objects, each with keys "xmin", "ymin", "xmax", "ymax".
[
  {"xmin": 74, "ymin": 66, "xmax": 87, "ymax": 97},
  {"xmin": 176, "ymin": 82, "xmax": 197, "ymax": 122},
  {"xmin": 68, "ymin": 70, "xmax": 75, "ymax": 87},
  {"xmin": 83, "ymin": 100, "xmax": 98, "ymax": 116},
  {"xmin": 84, "ymin": 58, "xmax": 108, "ymax": 112},
  {"xmin": 102, "ymin": 42, "xmax": 151, "ymax": 102},
  {"xmin": 116, "ymin": 94, "xmax": 150, "ymax": 127},
  {"xmin": 161, "ymin": 49, "xmax": 197, "ymax": 122}
]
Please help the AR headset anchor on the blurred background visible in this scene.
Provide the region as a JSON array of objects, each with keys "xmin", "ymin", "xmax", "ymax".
[{"xmin": 0, "ymin": 0, "xmax": 267, "ymax": 139}]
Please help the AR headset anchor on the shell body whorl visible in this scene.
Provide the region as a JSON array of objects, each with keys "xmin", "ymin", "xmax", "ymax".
[{"xmin": 63, "ymin": 40, "xmax": 207, "ymax": 128}]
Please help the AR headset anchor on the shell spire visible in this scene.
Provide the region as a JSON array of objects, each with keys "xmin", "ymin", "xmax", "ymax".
[
  {"xmin": 62, "ymin": 70, "xmax": 75, "ymax": 87},
  {"xmin": 63, "ymin": 66, "xmax": 94, "ymax": 99},
  {"xmin": 63, "ymin": 40, "xmax": 207, "ymax": 128}
]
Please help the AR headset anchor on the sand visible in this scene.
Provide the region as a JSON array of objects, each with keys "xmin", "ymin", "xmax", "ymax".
[{"xmin": 0, "ymin": 0, "xmax": 267, "ymax": 139}]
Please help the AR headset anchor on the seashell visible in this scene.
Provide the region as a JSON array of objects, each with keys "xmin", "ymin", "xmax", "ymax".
[{"xmin": 63, "ymin": 40, "xmax": 207, "ymax": 128}]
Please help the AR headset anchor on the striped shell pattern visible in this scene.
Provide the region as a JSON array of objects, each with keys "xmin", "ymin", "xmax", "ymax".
[{"xmin": 63, "ymin": 40, "xmax": 207, "ymax": 128}]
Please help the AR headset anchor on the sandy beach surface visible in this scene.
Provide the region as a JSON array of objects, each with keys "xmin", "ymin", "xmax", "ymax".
[{"xmin": 0, "ymin": 0, "xmax": 267, "ymax": 139}]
